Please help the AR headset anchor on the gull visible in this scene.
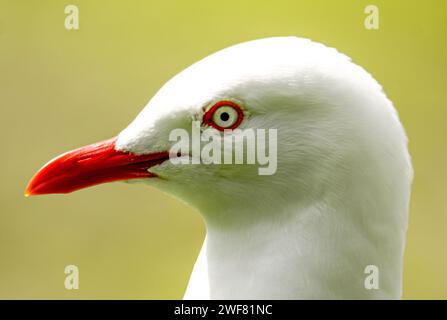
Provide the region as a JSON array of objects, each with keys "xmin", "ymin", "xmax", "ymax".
[{"xmin": 26, "ymin": 37, "xmax": 413, "ymax": 299}]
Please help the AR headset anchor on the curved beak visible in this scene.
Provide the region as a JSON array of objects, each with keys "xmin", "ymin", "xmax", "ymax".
[{"xmin": 25, "ymin": 137, "xmax": 169, "ymax": 196}]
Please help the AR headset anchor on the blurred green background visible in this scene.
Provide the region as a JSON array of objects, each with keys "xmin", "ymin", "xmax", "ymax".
[{"xmin": 0, "ymin": 0, "xmax": 446, "ymax": 299}]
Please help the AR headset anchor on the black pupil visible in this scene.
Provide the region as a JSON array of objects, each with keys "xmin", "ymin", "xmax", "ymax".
[{"xmin": 220, "ymin": 112, "xmax": 230, "ymax": 122}]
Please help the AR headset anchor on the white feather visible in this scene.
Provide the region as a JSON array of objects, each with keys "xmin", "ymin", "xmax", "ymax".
[{"xmin": 116, "ymin": 37, "xmax": 413, "ymax": 299}]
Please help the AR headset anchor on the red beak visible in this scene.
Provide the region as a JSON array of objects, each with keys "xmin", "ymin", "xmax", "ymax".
[{"xmin": 25, "ymin": 137, "xmax": 169, "ymax": 196}]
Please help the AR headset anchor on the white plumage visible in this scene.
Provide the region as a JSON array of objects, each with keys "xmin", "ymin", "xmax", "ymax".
[{"xmin": 115, "ymin": 37, "xmax": 413, "ymax": 299}]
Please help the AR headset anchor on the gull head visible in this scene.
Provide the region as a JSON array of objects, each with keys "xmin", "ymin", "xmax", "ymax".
[{"xmin": 26, "ymin": 36, "xmax": 412, "ymax": 233}]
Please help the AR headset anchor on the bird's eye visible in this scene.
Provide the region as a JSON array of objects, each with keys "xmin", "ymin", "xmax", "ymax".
[{"xmin": 203, "ymin": 100, "xmax": 244, "ymax": 131}]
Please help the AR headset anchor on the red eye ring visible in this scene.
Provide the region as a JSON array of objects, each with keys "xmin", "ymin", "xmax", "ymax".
[{"xmin": 202, "ymin": 100, "xmax": 244, "ymax": 131}]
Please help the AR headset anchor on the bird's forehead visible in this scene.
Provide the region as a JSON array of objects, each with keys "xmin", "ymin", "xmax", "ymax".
[
  {"xmin": 121, "ymin": 37, "xmax": 354, "ymax": 140},
  {"xmin": 145, "ymin": 37, "xmax": 350, "ymax": 114},
  {"xmin": 153, "ymin": 40, "xmax": 298, "ymax": 97}
]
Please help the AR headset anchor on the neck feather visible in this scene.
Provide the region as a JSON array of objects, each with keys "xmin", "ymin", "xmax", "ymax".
[{"xmin": 185, "ymin": 174, "xmax": 408, "ymax": 299}]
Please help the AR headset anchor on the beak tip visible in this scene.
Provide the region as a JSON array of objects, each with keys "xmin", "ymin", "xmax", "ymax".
[
  {"xmin": 25, "ymin": 180, "xmax": 38, "ymax": 197},
  {"xmin": 24, "ymin": 186, "xmax": 33, "ymax": 197}
]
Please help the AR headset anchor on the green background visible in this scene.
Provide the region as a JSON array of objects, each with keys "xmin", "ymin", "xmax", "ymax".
[{"xmin": 0, "ymin": 0, "xmax": 446, "ymax": 299}]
